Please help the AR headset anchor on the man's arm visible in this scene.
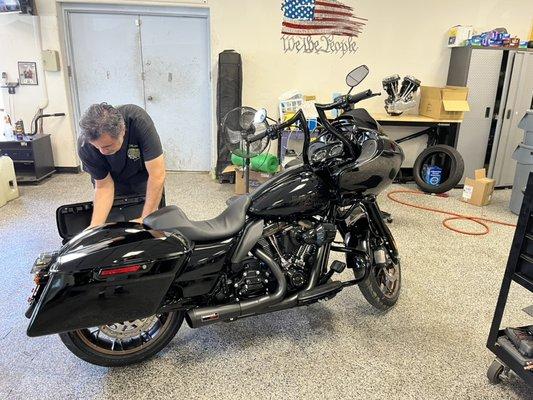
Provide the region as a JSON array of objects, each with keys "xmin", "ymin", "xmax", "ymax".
[
  {"xmin": 140, "ymin": 154, "xmax": 166, "ymax": 220},
  {"xmin": 90, "ymin": 173, "xmax": 115, "ymax": 227}
]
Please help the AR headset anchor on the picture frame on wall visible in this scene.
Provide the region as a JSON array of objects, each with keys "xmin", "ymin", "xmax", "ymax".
[{"xmin": 18, "ymin": 61, "xmax": 38, "ymax": 85}]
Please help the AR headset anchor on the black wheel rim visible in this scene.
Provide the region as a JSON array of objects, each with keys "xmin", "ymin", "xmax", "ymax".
[
  {"xmin": 374, "ymin": 258, "xmax": 400, "ymax": 299},
  {"xmin": 76, "ymin": 313, "xmax": 173, "ymax": 356}
]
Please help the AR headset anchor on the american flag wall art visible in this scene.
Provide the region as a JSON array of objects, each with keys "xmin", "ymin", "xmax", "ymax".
[{"xmin": 281, "ymin": 0, "xmax": 367, "ymax": 37}]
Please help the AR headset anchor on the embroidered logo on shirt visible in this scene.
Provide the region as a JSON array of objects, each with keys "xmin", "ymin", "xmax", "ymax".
[{"xmin": 127, "ymin": 145, "xmax": 141, "ymax": 161}]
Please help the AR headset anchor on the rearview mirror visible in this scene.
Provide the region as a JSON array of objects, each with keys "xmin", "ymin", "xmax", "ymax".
[
  {"xmin": 346, "ymin": 65, "xmax": 369, "ymax": 87},
  {"xmin": 253, "ymin": 108, "xmax": 267, "ymax": 125}
]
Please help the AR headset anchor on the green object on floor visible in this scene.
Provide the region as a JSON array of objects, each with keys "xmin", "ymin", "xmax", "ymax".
[{"xmin": 231, "ymin": 153, "xmax": 279, "ymax": 174}]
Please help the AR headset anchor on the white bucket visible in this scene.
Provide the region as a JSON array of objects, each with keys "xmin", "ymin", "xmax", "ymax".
[
  {"xmin": 0, "ymin": 185, "xmax": 6, "ymax": 208},
  {"xmin": 0, "ymin": 156, "xmax": 19, "ymax": 201}
]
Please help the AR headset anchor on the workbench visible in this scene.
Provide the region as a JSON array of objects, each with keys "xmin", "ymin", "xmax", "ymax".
[
  {"xmin": 371, "ymin": 112, "xmax": 462, "ymax": 148},
  {"xmin": 371, "ymin": 113, "xmax": 463, "ymax": 182}
]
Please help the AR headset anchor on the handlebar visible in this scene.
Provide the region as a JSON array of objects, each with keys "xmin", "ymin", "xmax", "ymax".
[
  {"xmin": 317, "ymin": 90, "xmax": 381, "ymax": 111},
  {"xmin": 245, "ymin": 129, "xmax": 269, "ymax": 143},
  {"xmin": 245, "ymin": 88, "xmax": 381, "ymax": 162},
  {"xmin": 245, "ymin": 110, "xmax": 303, "ymax": 144},
  {"xmin": 245, "ymin": 110, "xmax": 311, "ymax": 165},
  {"xmin": 348, "ymin": 89, "xmax": 380, "ymax": 104}
]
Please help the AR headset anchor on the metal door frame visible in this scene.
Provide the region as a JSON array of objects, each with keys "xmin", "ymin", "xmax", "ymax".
[{"xmin": 58, "ymin": 2, "xmax": 212, "ymax": 168}]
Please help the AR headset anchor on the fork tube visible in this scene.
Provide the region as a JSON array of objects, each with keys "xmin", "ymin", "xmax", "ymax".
[{"xmin": 245, "ymin": 143, "xmax": 250, "ymax": 193}]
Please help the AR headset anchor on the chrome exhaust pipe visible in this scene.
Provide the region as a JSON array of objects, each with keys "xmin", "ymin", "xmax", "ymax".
[{"xmin": 186, "ymin": 248, "xmax": 287, "ymax": 328}]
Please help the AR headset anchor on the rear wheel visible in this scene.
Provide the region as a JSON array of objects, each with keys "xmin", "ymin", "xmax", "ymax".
[
  {"xmin": 358, "ymin": 250, "xmax": 401, "ymax": 311},
  {"xmin": 59, "ymin": 311, "xmax": 184, "ymax": 367}
]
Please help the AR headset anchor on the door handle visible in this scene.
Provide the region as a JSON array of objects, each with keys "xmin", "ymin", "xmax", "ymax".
[
  {"xmin": 485, "ymin": 107, "xmax": 491, "ymax": 118},
  {"xmin": 506, "ymin": 109, "xmax": 512, "ymax": 119},
  {"xmin": 147, "ymin": 96, "xmax": 153, "ymax": 101}
]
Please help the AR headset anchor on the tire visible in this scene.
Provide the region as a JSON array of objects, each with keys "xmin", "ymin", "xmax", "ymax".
[
  {"xmin": 413, "ymin": 145, "xmax": 464, "ymax": 194},
  {"xmin": 59, "ymin": 311, "xmax": 184, "ymax": 367},
  {"xmin": 487, "ymin": 359, "xmax": 505, "ymax": 384},
  {"xmin": 358, "ymin": 256, "xmax": 401, "ymax": 311}
]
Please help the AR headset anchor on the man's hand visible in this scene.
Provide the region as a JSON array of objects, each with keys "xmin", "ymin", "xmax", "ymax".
[{"xmin": 142, "ymin": 155, "xmax": 166, "ymax": 218}]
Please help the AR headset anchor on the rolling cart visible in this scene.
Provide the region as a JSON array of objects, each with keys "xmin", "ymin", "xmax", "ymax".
[{"xmin": 486, "ymin": 172, "xmax": 533, "ymax": 386}]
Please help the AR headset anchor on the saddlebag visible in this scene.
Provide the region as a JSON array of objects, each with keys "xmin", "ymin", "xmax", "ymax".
[
  {"xmin": 27, "ymin": 222, "xmax": 191, "ymax": 337},
  {"xmin": 56, "ymin": 195, "xmax": 153, "ymax": 243}
]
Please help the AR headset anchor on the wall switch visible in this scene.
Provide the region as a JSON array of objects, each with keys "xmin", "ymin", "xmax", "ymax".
[{"xmin": 41, "ymin": 50, "xmax": 60, "ymax": 72}]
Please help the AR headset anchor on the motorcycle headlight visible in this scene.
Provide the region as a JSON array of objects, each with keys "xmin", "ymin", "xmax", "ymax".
[
  {"xmin": 328, "ymin": 143, "xmax": 344, "ymax": 157},
  {"xmin": 311, "ymin": 149, "xmax": 328, "ymax": 163}
]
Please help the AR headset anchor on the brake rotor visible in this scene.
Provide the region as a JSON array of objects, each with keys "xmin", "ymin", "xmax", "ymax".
[{"xmin": 99, "ymin": 316, "xmax": 159, "ymax": 340}]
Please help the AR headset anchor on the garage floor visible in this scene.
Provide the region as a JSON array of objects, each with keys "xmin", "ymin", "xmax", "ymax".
[{"xmin": 1, "ymin": 172, "xmax": 531, "ymax": 400}]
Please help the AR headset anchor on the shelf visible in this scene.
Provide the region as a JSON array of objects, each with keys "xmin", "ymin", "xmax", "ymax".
[
  {"xmin": 16, "ymin": 169, "xmax": 55, "ymax": 184},
  {"xmin": 12, "ymin": 160, "xmax": 34, "ymax": 164},
  {"xmin": 514, "ymin": 273, "xmax": 533, "ymax": 292}
]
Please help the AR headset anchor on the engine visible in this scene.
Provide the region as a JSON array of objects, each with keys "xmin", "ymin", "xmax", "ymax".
[
  {"xmin": 382, "ymin": 74, "xmax": 421, "ymax": 116},
  {"xmin": 230, "ymin": 220, "xmax": 337, "ymax": 299}
]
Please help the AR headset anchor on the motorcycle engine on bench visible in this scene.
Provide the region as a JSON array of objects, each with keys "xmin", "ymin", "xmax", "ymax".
[{"xmin": 225, "ymin": 220, "xmax": 337, "ymax": 300}]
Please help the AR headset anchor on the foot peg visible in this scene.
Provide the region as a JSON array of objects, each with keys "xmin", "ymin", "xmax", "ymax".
[
  {"xmin": 319, "ymin": 260, "xmax": 346, "ymax": 284},
  {"xmin": 331, "ymin": 260, "xmax": 346, "ymax": 273},
  {"xmin": 297, "ymin": 281, "xmax": 343, "ymax": 305}
]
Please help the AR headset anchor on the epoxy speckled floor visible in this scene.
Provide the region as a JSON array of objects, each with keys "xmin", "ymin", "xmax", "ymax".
[{"xmin": 0, "ymin": 172, "xmax": 531, "ymax": 400}]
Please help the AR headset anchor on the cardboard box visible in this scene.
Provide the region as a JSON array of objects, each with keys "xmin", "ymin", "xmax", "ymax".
[
  {"xmin": 447, "ymin": 25, "xmax": 473, "ymax": 47},
  {"xmin": 419, "ymin": 86, "xmax": 470, "ymax": 120},
  {"xmin": 462, "ymin": 169, "xmax": 496, "ymax": 206},
  {"xmin": 221, "ymin": 165, "xmax": 274, "ymax": 195}
]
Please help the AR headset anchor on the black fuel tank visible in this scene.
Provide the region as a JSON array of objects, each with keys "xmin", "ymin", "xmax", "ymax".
[{"xmin": 249, "ymin": 165, "xmax": 331, "ymax": 219}]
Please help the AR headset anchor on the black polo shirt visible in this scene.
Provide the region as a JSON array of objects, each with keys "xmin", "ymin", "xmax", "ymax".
[{"xmin": 78, "ymin": 104, "xmax": 163, "ymax": 196}]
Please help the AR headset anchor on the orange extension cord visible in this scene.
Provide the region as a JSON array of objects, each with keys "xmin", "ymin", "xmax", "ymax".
[{"xmin": 386, "ymin": 190, "xmax": 516, "ymax": 236}]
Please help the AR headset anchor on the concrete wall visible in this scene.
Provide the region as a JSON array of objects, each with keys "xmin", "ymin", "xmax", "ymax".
[{"xmin": 0, "ymin": 0, "xmax": 531, "ymax": 168}]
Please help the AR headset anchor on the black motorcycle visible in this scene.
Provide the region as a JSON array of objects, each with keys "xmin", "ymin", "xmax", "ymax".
[{"xmin": 26, "ymin": 65, "xmax": 404, "ymax": 367}]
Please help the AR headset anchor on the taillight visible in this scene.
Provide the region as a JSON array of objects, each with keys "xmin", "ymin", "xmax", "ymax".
[{"xmin": 99, "ymin": 265, "xmax": 142, "ymax": 277}]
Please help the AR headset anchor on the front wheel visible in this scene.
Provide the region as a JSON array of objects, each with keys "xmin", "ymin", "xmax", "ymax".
[
  {"xmin": 59, "ymin": 311, "xmax": 184, "ymax": 367},
  {"xmin": 358, "ymin": 250, "xmax": 401, "ymax": 311}
]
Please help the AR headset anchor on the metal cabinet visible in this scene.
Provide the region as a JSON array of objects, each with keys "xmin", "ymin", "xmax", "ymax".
[
  {"xmin": 447, "ymin": 48, "xmax": 533, "ymax": 186},
  {"xmin": 0, "ymin": 134, "xmax": 55, "ymax": 183},
  {"xmin": 490, "ymin": 52, "xmax": 533, "ymax": 186}
]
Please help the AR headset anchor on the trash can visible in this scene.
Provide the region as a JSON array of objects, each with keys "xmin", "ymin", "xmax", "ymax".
[{"xmin": 510, "ymin": 110, "xmax": 533, "ymax": 214}]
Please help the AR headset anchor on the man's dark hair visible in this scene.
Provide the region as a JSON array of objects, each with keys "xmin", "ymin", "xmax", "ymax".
[{"xmin": 79, "ymin": 103, "xmax": 125, "ymax": 142}]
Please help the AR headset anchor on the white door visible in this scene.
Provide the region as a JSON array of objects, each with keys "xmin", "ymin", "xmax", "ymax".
[
  {"xmin": 68, "ymin": 13, "xmax": 145, "ymax": 113},
  {"xmin": 67, "ymin": 10, "xmax": 211, "ymax": 172},
  {"xmin": 140, "ymin": 15, "xmax": 211, "ymax": 171}
]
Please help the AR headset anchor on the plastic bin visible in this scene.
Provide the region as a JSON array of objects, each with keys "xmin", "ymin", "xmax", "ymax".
[
  {"xmin": 0, "ymin": 184, "xmax": 6, "ymax": 208},
  {"xmin": 0, "ymin": 156, "xmax": 18, "ymax": 202}
]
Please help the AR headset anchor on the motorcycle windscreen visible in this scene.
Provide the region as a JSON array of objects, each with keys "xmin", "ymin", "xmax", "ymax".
[{"xmin": 27, "ymin": 223, "xmax": 191, "ymax": 337}]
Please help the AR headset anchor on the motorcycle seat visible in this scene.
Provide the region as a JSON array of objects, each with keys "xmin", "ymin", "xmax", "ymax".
[{"xmin": 143, "ymin": 195, "xmax": 251, "ymax": 242}]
